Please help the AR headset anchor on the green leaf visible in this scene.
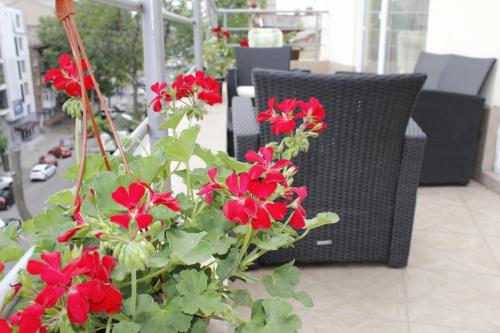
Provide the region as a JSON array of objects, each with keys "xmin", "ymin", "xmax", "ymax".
[
  {"xmin": 0, "ymin": 247, "xmax": 24, "ymax": 262},
  {"xmin": 254, "ymin": 233, "xmax": 294, "ymax": 251},
  {"xmin": 64, "ymin": 154, "xmax": 108, "ymax": 181},
  {"xmin": 190, "ymin": 318, "xmax": 208, "ymax": 333},
  {"xmin": 166, "ymin": 230, "xmax": 213, "ymax": 265},
  {"xmin": 261, "ymin": 262, "xmax": 312, "ymax": 307},
  {"xmin": 148, "ymin": 248, "xmax": 170, "ymax": 268},
  {"xmin": 176, "ymin": 269, "xmax": 222, "ymax": 315},
  {"xmin": 216, "ymin": 248, "xmax": 238, "ymax": 278},
  {"xmin": 198, "ymin": 209, "xmax": 236, "ymax": 255},
  {"xmin": 30, "ymin": 207, "xmax": 73, "ymax": 251},
  {"xmin": 91, "ymin": 172, "xmax": 128, "ymax": 216},
  {"xmin": 124, "ymin": 295, "xmax": 192, "ymax": 333},
  {"xmin": 305, "ymin": 212, "xmax": 340, "ymax": 230},
  {"xmin": 113, "ymin": 321, "xmax": 141, "ymax": 333},
  {"xmin": 164, "ymin": 126, "xmax": 200, "ymax": 163},
  {"xmin": 160, "ymin": 108, "xmax": 185, "ymax": 130},
  {"xmin": 229, "ymin": 289, "xmax": 253, "ymax": 308},
  {"xmin": 215, "ymin": 151, "xmax": 250, "ymax": 173},
  {"xmin": 130, "ymin": 156, "xmax": 162, "ymax": 183},
  {"xmin": 238, "ymin": 298, "xmax": 301, "ymax": 333},
  {"xmin": 47, "ymin": 189, "xmax": 74, "ymax": 208},
  {"xmin": 293, "ymin": 290, "xmax": 313, "ymax": 308},
  {"xmin": 193, "ymin": 144, "xmax": 217, "ymax": 165}
]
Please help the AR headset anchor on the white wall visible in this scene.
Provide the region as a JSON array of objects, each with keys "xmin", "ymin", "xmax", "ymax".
[
  {"xmin": 425, "ymin": 0, "xmax": 500, "ymax": 107},
  {"xmin": 275, "ymin": 0, "xmax": 359, "ymax": 67}
]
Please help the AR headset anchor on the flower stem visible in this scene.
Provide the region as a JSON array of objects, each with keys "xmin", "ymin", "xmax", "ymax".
[
  {"xmin": 185, "ymin": 162, "xmax": 194, "ymax": 199},
  {"xmin": 75, "ymin": 117, "xmax": 81, "ymax": 165},
  {"xmin": 105, "ymin": 315, "xmax": 113, "ymax": 333},
  {"xmin": 219, "ymin": 224, "xmax": 253, "ymax": 283},
  {"xmin": 131, "ymin": 269, "xmax": 137, "ymax": 321}
]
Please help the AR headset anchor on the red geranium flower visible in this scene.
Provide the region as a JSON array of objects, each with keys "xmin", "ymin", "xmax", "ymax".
[
  {"xmin": 240, "ymin": 38, "xmax": 249, "ymax": 47},
  {"xmin": 290, "ymin": 186, "xmax": 308, "ymax": 229},
  {"xmin": 9, "ymin": 304, "xmax": 45, "ymax": 333},
  {"xmin": 257, "ymin": 97, "xmax": 299, "ymax": 135},
  {"xmin": 198, "ymin": 167, "xmax": 222, "ymax": 203},
  {"xmin": 148, "ymin": 82, "xmax": 170, "ymax": 112},
  {"xmin": 0, "ymin": 319, "xmax": 11, "ymax": 333},
  {"xmin": 151, "ymin": 192, "xmax": 181, "ymax": 212},
  {"xmin": 44, "ymin": 54, "xmax": 94, "ymax": 97},
  {"xmin": 110, "ymin": 183, "xmax": 152, "ymax": 229},
  {"xmin": 245, "ymin": 147, "xmax": 291, "ymax": 186},
  {"xmin": 222, "ymin": 172, "xmax": 288, "ymax": 230},
  {"xmin": 0, "ymin": 262, "xmax": 4, "ymax": 274},
  {"xmin": 298, "ymin": 97, "xmax": 327, "ymax": 133}
]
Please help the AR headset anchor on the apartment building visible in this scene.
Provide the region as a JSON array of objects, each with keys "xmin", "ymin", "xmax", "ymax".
[{"xmin": 0, "ymin": 2, "xmax": 38, "ymax": 144}]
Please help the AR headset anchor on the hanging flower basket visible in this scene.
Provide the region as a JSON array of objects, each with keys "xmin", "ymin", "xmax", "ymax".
[{"xmin": 0, "ymin": 1, "xmax": 339, "ymax": 332}]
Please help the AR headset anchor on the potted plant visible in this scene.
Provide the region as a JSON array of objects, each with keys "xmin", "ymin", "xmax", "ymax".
[
  {"xmin": 0, "ymin": 52, "xmax": 338, "ymax": 332},
  {"xmin": 203, "ymin": 27, "xmax": 233, "ymax": 92}
]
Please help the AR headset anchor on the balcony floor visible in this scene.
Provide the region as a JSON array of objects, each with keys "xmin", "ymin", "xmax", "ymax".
[{"xmin": 197, "ymin": 92, "xmax": 500, "ymax": 332}]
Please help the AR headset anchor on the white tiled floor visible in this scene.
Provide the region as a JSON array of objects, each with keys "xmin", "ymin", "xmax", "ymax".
[{"xmin": 202, "ymin": 93, "xmax": 500, "ymax": 332}]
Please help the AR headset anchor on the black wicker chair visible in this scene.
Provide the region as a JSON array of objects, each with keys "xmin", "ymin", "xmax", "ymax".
[
  {"xmin": 226, "ymin": 46, "xmax": 292, "ymax": 156},
  {"xmin": 412, "ymin": 52, "xmax": 496, "ymax": 184},
  {"xmin": 231, "ymin": 69, "xmax": 426, "ymax": 267}
]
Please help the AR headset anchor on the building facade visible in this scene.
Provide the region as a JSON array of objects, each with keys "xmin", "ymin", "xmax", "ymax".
[{"xmin": 0, "ymin": 2, "xmax": 38, "ymax": 145}]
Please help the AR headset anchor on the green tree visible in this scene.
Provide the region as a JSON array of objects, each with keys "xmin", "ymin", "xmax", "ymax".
[{"xmin": 38, "ymin": 0, "xmax": 143, "ymax": 112}]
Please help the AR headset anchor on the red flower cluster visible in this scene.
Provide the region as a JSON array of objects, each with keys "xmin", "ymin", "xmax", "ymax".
[
  {"xmin": 44, "ymin": 54, "xmax": 94, "ymax": 98},
  {"xmin": 1, "ymin": 250, "xmax": 122, "ymax": 331},
  {"xmin": 198, "ymin": 147, "xmax": 307, "ymax": 229},
  {"xmin": 0, "ymin": 262, "xmax": 4, "ymax": 274},
  {"xmin": 257, "ymin": 97, "xmax": 327, "ymax": 135},
  {"xmin": 110, "ymin": 182, "xmax": 180, "ymax": 230},
  {"xmin": 212, "ymin": 26, "xmax": 230, "ymax": 40},
  {"xmin": 148, "ymin": 71, "xmax": 222, "ymax": 112},
  {"xmin": 239, "ymin": 38, "xmax": 249, "ymax": 47}
]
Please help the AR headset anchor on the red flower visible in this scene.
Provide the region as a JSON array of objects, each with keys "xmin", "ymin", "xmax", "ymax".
[
  {"xmin": 110, "ymin": 183, "xmax": 153, "ymax": 229},
  {"xmin": 44, "ymin": 54, "xmax": 93, "ymax": 97},
  {"xmin": 193, "ymin": 71, "xmax": 222, "ymax": 105},
  {"xmin": 26, "ymin": 250, "xmax": 122, "ymax": 325},
  {"xmin": 298, "ymin": 97, "xmax": 327, "ymax": 133},
  {"xmin": 0, "ymin": 319, "xmax": 11, "ymax": 333},
  {"xmin": 9, "ymin": 304, "xmax": 45, "ymax": 333},
  {"xmin": 0, "ymin": 262, "xmax": 4, "ymax": 274},
  {"xmin": 289, "ymin": 186, "xmax": 308, "ymax": 229},
  {"xmin": 148, "ymin": 82, "xmax": 170, "ymax": 112},
  {"xmin": 197, "ymin": 167, "xmax": 222, "ymax": 203},
  {"xmin": 223, "ymin": 31, "xmax": 230, "ymax": 38},
  {"xmin": 245, "ymin": 147, "xmax": 291, "ymax": 185},
  {"xmin": 222, "ymin": 173, "xmax": 288, "ymax": 230},
  {"xmin": 212, "ymin": 26, "xmax": 222, "ymax": 34},
  {"xmin": 240, "ymin": 38, "xmax": 249, "ymax": 47},
  {"xmin": 151, "ymin": 192, "xmax": 181, "ymax": 212},
  {"xmin": 73, "ymin": 196, "xmax": 85, "ymax": 225}
]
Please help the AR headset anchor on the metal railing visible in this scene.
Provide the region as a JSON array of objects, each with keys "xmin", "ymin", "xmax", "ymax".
[{"xmin": 207, "ymin": 3, "xmax": 328, "ymax": 60}]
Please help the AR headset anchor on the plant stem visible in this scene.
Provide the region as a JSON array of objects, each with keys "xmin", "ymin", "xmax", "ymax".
[
  {"xmin": 105, "ymin": 315, "xmax": 113, "ymax": 333},
  {"xmin": 75, "ymin": 117, "xmax": 81, "ymax": 165},
  {"xmin": 219, "ymin": 224, "xmax": 253, "ymax": 283},
  {"xmin": 185, "ymin": 161, "xmax": 194, "ymax": 199},
  {"xmin": 120, "ymin": 263, "xmax": 172, "ymax": 288},
  {"xmin": 131, "ymin": 269, "xmax": 137, "ymax": 321}
]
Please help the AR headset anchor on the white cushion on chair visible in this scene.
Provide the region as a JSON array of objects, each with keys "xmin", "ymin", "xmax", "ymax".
[{"xmin": 236, "ymin": 86, "xmax": 255, "ymax": 98}]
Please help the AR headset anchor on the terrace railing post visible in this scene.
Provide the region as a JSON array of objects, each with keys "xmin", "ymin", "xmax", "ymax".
[
  {"xmin": 142, "ymin": 0, "xmax": 167, "ymax": 149},
  {"xmin": 193, "ymin": 0, "xmax": 203, "ymax": 70}
]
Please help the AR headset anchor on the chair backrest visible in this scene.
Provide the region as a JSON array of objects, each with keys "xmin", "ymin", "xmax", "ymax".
[
  {"xmin": 414, "ymin": 51, "xmax": 496, "ymax": 95},
  {"xmin": 248, "ymin": 28, "xmax": 284, "ymax": 47},
  {"xmin": 252, "ymin": 69, "xmax": 426, "ymax": 225},
  {"xmin": 234, "ymin": 46, "xmax": 291, "ymax": 86}
]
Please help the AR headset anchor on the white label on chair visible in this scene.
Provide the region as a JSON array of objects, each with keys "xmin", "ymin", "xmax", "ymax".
[{"xmin": 316, "ymin": 240, "xmax": 333, "ymax": 246}]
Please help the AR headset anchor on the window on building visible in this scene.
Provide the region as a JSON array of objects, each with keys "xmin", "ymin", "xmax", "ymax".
[
  {"xmin": 0, "ymin": 65, "xmax": 4, "ymax": 85},
  {"xmin": 18, "ymin": 38, "xmax": 23, "ymax": 51},
  {"xmin": 0, "ymin": 90, "xmax": 7, "ymax": 109},
  {"xmin": 15, "ymin": 14, "xmax": 21, "ymax": 28},
  {"xmin": 20, "ymin": 84, "xmax": 24, "ymax": 102},
  {"xmin": 14, "ymin": 37, "xmax": 19, "ymax": 57},
  {"xmin": 23, "ymin": 82, "xmax": 29, "ymax": 96},
  {"xmin": 20, "ymin": 60, "xmax": 26, "ymax": 73},
  {"xmin": 17, "ymin": 61, "xmax": 22, "ymax": 80}
]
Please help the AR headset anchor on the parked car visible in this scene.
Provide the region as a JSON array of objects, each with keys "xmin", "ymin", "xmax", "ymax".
[
  {"xmin": 30, "ymin": 164, "xmax": 56, "ymax": 181},
  {"xmin": 88, "ymin": 133, "xmax": 117, "ymax": 154},
  {"xmin": 0, "ymin": 184, "xmax": 14, "ymax": 210},
  {"xmin": 60, "ymin": 138, "xmax": 75, "ymax": 150},
  {"xmin": 0, "ymin": 175, "xmax": 13, "ymax": 189},
  {"xmin": 48, "ymin": 145, "xmax": 72, "ymax": 158},
  {"xmin": 38, "ymin": 154, "xmax": 59, "ymax": 167},
  {"xmin": 100, "ymin": 107, "xmax": 117, "ymax": 119}
]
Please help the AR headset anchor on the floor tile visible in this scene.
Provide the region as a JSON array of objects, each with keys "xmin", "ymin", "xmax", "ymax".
[
  {"xmin": 406, "ymin": 268, "xmax": 500, "ymax": 332},
  {"xmin": 409, "ymin": 323, "xmax": 488, "ymax": 333},
  {"xmin": 414, "ymin": 201, "xmax": 480, "ymax": 235},
  {"xmin": 408, "ymin": 231, "xmax": 499, "ymax": 274},
  {"xmin": 297, "ymin": 309, "xmax": 410, "ymax": 333},
  {"xmin": 485, "ymin": 236, "xmax": 500, "ymax": 267}
]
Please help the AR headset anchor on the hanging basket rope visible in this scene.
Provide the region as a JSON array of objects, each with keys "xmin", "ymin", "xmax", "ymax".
[{"xmin": 56, "ymin": 0, "xmax": 133, "ymax": 204}]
